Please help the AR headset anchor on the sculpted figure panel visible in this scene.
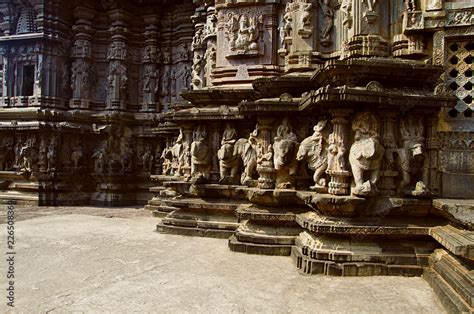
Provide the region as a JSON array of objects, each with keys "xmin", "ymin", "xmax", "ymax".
[
  {"xmin": 273, "ymin": 118, "xmax": 299, "ymax": 189},
  {"xmin": 225, "ymin": 10, "xmax": 263, "ymax": 57},
  {"xmin": 349, "ymin": 112, "xmax": 385, "ymax": 196},
  {"xmin": 397, "ymin": 115, "xmax": 429, "ymax": 196},
  {"xmin": 191, "ymin": 124, "xmax": 211, "ymax": 182},
  {"xmin": 297, "ymin": 120, "xmax": 329, "ymax": 191}
]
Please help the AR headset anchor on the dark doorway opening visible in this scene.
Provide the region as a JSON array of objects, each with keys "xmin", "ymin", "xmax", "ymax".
[{"xmin": 22, "ymin": 64, "xmax": 34, "ymax": 96}]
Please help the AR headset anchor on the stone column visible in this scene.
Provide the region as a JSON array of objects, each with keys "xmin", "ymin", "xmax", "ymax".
[
  {"xmin": 256, "ymin": 117, "xmax": 275, "ymax": 189},
  {"xmin": 181, "ymin": 124, "xmax": 194, "ymax": 180},
  {"xmin": 327, "ymin": 108, "xmax": 352, "ymax": 195},
  {"xmin": 426, "ymin": 112, "xmax": 440, "ymax": 195},
  {"xmin": 69, "ymin": 6, "xmax": 96, "ymax": 109},
  {"xmin": 209, "ymin": 122, "xmax": 221, "ymax": 181},
  {"xmin": 106, "ymin": 9, "xmax": 130, "ymax": 110},
  {"xmin": 379, "ymin": 109, "xmax": 398, "ymax": 196},
  {"xmin": 141, "ymin": 14, "xmax": 159, "ymax": 112}
]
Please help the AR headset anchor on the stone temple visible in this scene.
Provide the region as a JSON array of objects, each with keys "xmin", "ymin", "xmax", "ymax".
[{"xmin": 0, "ymin": 0, "xmax": 472, "ymax": 312}]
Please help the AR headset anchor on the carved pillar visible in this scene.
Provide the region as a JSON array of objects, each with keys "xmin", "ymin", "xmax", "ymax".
[
  {"xmin": 181, "ymin": 124, "xmax": 194, "ymax": 180},
  {"xmin": 69, "ymin": 6, "xmax": 96, "ymax": 109},
  {"xmin": 426, "ymin": 112, "xmax": 440, "ymax": 195},
  {"xmin": 379, "ymin": 109, "xmax": 398, "ymax": 196},
  {"xmin": 106, "ymin": 9, "xmax": 130, "ymax": 110},
  {"xmin": 203, "ymin": 6, "xmax": 216, "ymax": 88},
  {"xmin": 341, "ymin": 0, "xmax": 389, "ymax": 58},
  {"xmin": 191, "ymin": 6, "xmax": 206, "ymax": 90},
  {"xmin": 327, "ymin": 108, "xmax": 352, "ymax": 195},
  {"xmin": 141, "ymin": 14, "xmax": 159, "ymax": 112},
  {"xmin": 210, "ymin": 122, "xmax": 220, "ymax": 181},
  {"xmin": 256, "ymin": 117, "xmax": 275, "ymax": 189}
]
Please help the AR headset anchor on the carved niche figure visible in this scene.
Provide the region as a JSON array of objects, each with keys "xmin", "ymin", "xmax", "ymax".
[
  {"xmin": 92, "ymin": 140, "xmax": 107, "ymax": 174},
  {"xmin": 47, "ymin": 136, "xmax": 58, "ymax": 172},
  {"xmin": 349, "ymin": 112, "xmax": 385, "ymax": 196},
  {"xmin": 190, "ymin": 124, "xmax": 211, "ymax": 182},
  {"xmin": 71, "ymin": 141, "xmax": 83, "ymax": 172},
  {"xmin": 0, "ymin": 136, "xmax": 15, "ymax": 171},
  {"xmin": 341, "ymin": 0, "xmax": 353, "ymax": 27},
  {"xmin": 225, "ymin": 12, "xmax": 263, "ymax": 54},
  {"xmin": 141, "ymin": 144, "xmax": 154, "ymax": 173},
  {"xmin": 218, "ymin": 124, "xmax": 239, "ymax": 184},
  {"xmin": 119, "ymin": 137, "xmax": 133, "ymax": 173},
  {"xmin": 107, "ymin": 62, "xmax": 128, "ymax": 101},
  {"xmin": 191, "ymin": 54, "xmax": 203, "ymax": 90},
  {"xmin": 319, "ymin": 0, "xmax": 334, "ymax": 46},
  {"xmin": 301, "ymin": 1, "xmax": 313, "ymax": 27},
  {"xmin": 397, "ymin": 115, "xmax": 429, "ymax": 196},
  {"xmin": 273, "ymin": 118, "xmax": 299, "ymax": 189},
  {"xmin": 160, "ymin": 147, "xmax": 172, "ymax": 175},
  {"xmin": 19, "ymin": 136, "xmax": 38, "ymax": 173},
  {"xmin": 283, "ymin": 2, "xmax": 293, "ymax": 39},
  {"xmin": 170, "ymin": 130, "xmax": 189, "ymax": 177},
  {"xmin": 363, "ymin": 0, "xmax": 377, "ymax": 12},
  {"xmin": 297, "ymin": 120, "xmax": 329, "ymax": 191},
  {"xmin": 38, "ymin": 137, "xmax": 48, "ymax": 172}
]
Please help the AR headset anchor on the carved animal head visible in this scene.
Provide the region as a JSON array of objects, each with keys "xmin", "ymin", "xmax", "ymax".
[{"xmin": 273, "ymin": 139, "xmax": 297, "ymax": 170}]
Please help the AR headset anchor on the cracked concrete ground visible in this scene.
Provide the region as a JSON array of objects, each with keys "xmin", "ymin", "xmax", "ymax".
[{"xmin": 0, "ymin": 206, "xmax": 446, "ymax": 313}]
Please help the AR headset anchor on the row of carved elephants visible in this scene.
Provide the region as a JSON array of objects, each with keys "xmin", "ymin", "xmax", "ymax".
[
  {"xmin": 0, "ymin": 131, "xmax": 159, "ymax": 176},
  {"xmin": 162, "ymin": 111, "xmax": 432, "ymax": 197}
]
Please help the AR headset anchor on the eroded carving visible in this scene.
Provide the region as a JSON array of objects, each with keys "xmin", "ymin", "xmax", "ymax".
[{"xmin": 349, "ymin": 112, "xmax": 385, "ymax": 196}]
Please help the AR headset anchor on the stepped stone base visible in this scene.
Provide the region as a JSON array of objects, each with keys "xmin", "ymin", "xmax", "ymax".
[
  {"xmin": 424, "ymin": 249, "xmax": 473, "ymax": 314},
  {"xmin": 292, "ymin": 231, "xmax": 438, "ymax": 276}
]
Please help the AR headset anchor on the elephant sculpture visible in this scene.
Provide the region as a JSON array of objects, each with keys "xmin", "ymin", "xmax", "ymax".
[{"xmin": 273, "ymin": 118, "xmax": 299, "ymax": 189}]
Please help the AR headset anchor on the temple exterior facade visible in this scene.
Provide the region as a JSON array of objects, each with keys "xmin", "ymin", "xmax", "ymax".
[{"xmin": 0, "ymin": 0, "xmax": 472, "ymax": 312}]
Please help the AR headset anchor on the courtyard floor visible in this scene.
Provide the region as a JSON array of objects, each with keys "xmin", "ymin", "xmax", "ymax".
[{"xmin": 0, "ymin": 206, "xmax": 445, "ymax": 313}]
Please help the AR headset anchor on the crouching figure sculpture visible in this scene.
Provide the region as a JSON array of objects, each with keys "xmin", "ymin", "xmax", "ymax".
[
  {"xmin": 349, "ymin": 112, "xmax": 385, "ymax": 196},
  {"xmin": 273, "ymin": 118, "xmax": 299, "ymax": 189}
]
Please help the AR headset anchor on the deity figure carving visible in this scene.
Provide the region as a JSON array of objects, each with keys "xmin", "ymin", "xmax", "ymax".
[
  {"xmin": 397, "ymin": 115, "xmax": 429, "ymax": 196},
  {"xmin": 192, "ymin": 28, "xmax": 204, "ymax": 49},
  {"xmin": 297, "ymin": 120, "xmax": 329, "ymax": 191},
  {"xmin": 47, "ymin": 136, "xmax": 58, "ymax": 172},
  {"xmin": 349, "ymin": 112, "xmax": 385, "ymax": 196},
  {"xmin": 191, "ymin": 54, "xmax": 203, "ymax": 90},
  {"xmin": 341, "ymin": 0, "xmax": 352, "ymax": 27},
  {"xmin": 141, "ymin": 144, "xmax": 154, "ymax": 173},
  {"xmin": 319, "ymin": 0, "xmax": 334, "ymax": 46},
  {"xmin": 225, "ymin": 12, "xmax": 263, "ymax": 55},
  {"xmin": 190, "ymin": 124, "xmax": 211, "ymax": 182},
  {"xmin": 273, "ymin": 118, "xmax": 299, "ymax": 189},
  {"xmin": 283, "ymin": 3, "xmax": 293, "ymax": 40},
  {"xmin": 38, "ymin": 137, "xmax": 48, "ymax": 172},
  {"xmin": 92, "ymin": 140, "xmax": 107, "ymax": 174},
  {"xmin": 205, "ymin": 10, "xmax": 217, "ymax": 37},
  {"xmin": 107, "ymin": 62, "xmax": 128, "ymax": 101},
  {"xmin": 301, "ymin": 1, "xmax": 312, "ymax": 27},
  {"xmin": 119, "ymin": 139, "xmax": 133, "ymax": 173},
  {"xmin": 19, "ymin": 136, "xmax": 38, "ymax": 173},
  {"xmin": 170, "ymin": 130, "xmax": 189, "ymax": 178},
  {"xmin": 0, "ymin": 136, "xmax": 15, "ymax": 171},
  {"xmin": 71, "ymin": 141, "xmax": 83, "ymax": 172},
  {"xmin": 160, "ymin": 147, "xmax": 173, "ymax": 176},
  {"xmin": 218, "ymin": 124, "xmax": 239, "ymax": 184},
  {"xmin": 363, "ymin": 0, "xmax": 377, "ymax": 12}
]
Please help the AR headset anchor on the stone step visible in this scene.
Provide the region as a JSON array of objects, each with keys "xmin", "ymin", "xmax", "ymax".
[
  {"xmin": 161, "ymin": 198, "xmax": 244, "ymax": 213},
  {"xmin": 236, "ymin": 204, "xmax": 307, "ymax": 221},
  {"xmin": 291, "ymin": 246, "xmax": 424, "ymax": 277},
  {"xmin": 149, "ymin": 186, "xmax": 166, "ymax": 193},
  {"xmin": 297, "ymin": 211, "xmax": 446, "ymax": 238},
  {"xmin": 296, "ymin": 231, "xmax": 436, "ymax": 266},
  {"xmin": 156, "ymin": 223, "xmax": 234, "ymax": 239},
  {"xmin": 424, "ymin": 268, "xmax": 473, "ymax": 314},
  {"xmin": 429, "ymin": 249, "xmax": 474, "ymax": 308},
  {"xmin": 228, "ymin": 235, "xmax": 292, "ymax": 256},
  {"xmin": 235, "ymin": 220, "xmax": 301, "ymax": 246},
  {"xmin": 430, "ymin": 225, "xmax": 474, "ymax": 260}
]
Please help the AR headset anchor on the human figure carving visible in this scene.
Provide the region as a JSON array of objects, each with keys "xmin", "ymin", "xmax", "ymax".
[{"xmin": 190, "ymin": 124, "xmax": 211, "ymax": 182}]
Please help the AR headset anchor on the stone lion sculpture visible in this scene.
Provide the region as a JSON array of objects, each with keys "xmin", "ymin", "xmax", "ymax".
[{"xmin": 349, "ymin": 112, "xmax": 385, "ymax": 196}]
